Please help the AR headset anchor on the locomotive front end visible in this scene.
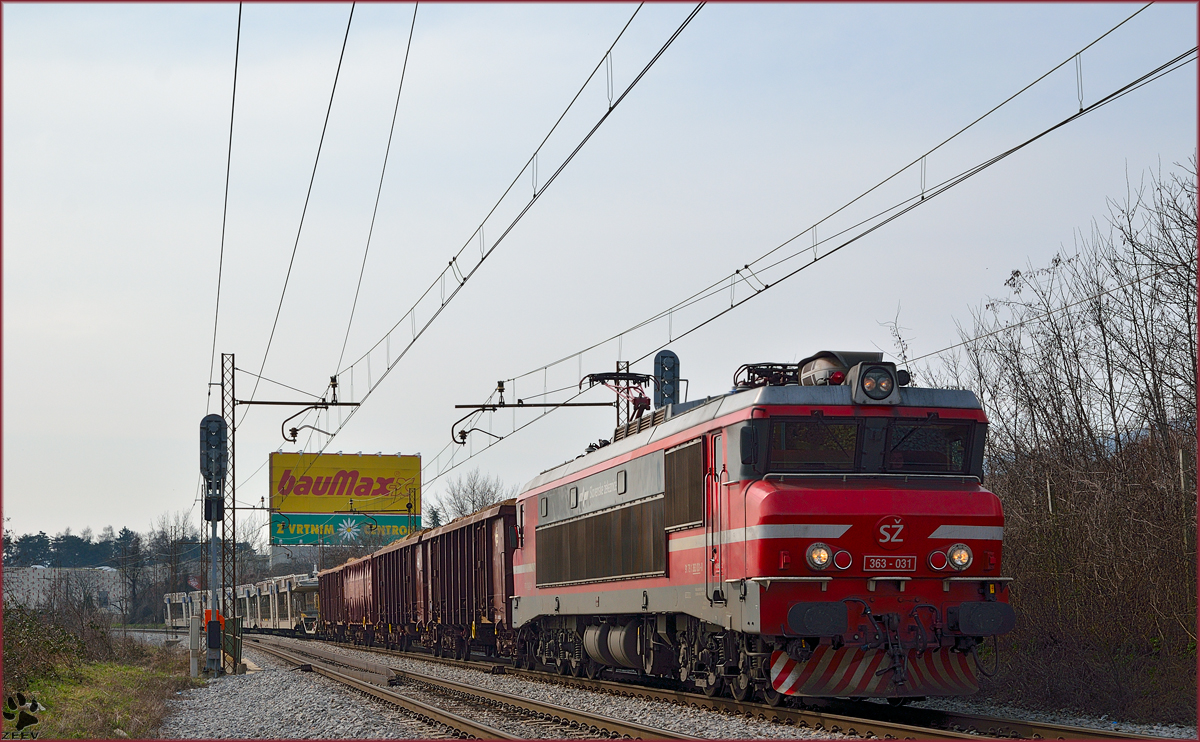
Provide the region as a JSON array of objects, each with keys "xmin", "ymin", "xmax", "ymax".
[{"xmin": 738, "ymin": 352, "xmax": 1014, "ymax": 699}]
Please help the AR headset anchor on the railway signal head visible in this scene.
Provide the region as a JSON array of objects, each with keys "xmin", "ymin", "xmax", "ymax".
[{"xmin": 200, "ymin": 414, "xmax": 228, "ymax": 488}]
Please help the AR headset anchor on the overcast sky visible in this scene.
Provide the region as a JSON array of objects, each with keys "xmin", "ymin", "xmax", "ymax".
[{"xmin": 4, "ymin": 2, "xmax": 1195, "ymax": 541}]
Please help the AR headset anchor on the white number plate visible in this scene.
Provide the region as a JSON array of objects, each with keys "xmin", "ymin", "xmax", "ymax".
[{"xmin": 863, "ymin": 555, "xmax": 916, "ymax": 572}]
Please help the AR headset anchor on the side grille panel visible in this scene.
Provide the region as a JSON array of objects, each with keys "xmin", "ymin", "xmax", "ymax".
[
  {"xmin": 536, "ymin": 498, "xmax": 665, "ymax": 586},
  {"xmin": 664, "ymin": 439, "xmax": 704, "ymax": 529}
]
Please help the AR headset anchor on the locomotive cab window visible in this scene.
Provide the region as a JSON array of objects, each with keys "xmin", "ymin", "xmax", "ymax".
[
  {"xmin": 766, "ymin": 417, "xmax": 981, "ymax": 476},
  {"xmin": 769, "ymin": 420, "xmax": 858, "ymax": 471},
  {"xmin": 569, "ymin": 487, "xmax": 578, "ymax": 508},
  {"xmin": 885, "ymin": 421, "xmax": 972, "ymax": 474},
  {"xmin": 616, "ymin": 470, "xmax": 627, "ymax": 495},
  {"xmin": 539, "ymin": 497, "xmax": 548, "ymax": 517}
]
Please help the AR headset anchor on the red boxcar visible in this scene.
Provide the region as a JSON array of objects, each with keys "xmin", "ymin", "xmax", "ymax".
[
  {"xmin": 419, "ymin": 500, "xmax": 517, "ymax": 658},
  {"xmin": 316, "ymin": 561, "xmax": 346, "ymax": 640},
  {"xmin": 317, "ymin": 500, "xmax": 518, "ymax": 657},
  {"xmin": 342, "ymin": 554, "xmax": 376, "ymax": 643}
]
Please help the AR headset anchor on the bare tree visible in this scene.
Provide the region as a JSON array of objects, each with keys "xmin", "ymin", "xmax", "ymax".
[
  {"xmin": 930, "ymin": 155, "xmax": 1196, "ymax": 721},
  {"xmin": 436, "ymin": 468, "xmax": 518, "ymax": 521}
]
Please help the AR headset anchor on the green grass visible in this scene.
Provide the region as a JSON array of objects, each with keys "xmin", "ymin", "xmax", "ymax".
[
  {"xmin": 12, "ymin": 650, "xmax": 201, "ymax": 739},
  {"xmin": 109, "ymin": 623, "xmax": 169, "ymax": 631}
]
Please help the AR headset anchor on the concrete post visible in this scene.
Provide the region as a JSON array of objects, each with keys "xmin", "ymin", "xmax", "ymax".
[{"xmin": 189, "ymin": 615, "xmax": 201, "ymax": 678}]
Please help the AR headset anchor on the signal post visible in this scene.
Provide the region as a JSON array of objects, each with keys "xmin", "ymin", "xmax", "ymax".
[{"xmin": 200, "ymin": 412, "xmax": 227, "ymax": 675}]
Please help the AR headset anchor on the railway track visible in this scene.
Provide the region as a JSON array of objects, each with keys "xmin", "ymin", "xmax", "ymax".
[
  {"xmin": 260, "ymin": 636, "xmax": 975, "ymax": 739},
  {"xmin": 284, "ymin": 636, "xmax": 1175, "ymax": 741},
  {"xmin": 245, "ymin": 636, "xmax": 698, "ymax": 740}
]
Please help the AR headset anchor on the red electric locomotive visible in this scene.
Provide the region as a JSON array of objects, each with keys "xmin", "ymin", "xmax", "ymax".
[{"xmin": 509, "ymin": 351, "xmax": 1013, "ymax": 703}]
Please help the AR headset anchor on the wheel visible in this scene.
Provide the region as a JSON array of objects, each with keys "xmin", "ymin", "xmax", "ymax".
[
  {"xmin": 887, "ymin": 697, "xmax": 911, "ymax": 708},
  {"xmin": 460, "ymin": 641, "xmax": 472, "ymax": 661},
  {"xmin": 731, "ymin": 673, "xmax": 753, "ymax": 702},
  {"xmin": 761, "ymin": 686, "xmax": 786, "ymax": 707},
  {"xmin": 585, "ymin": 660, "xmax": 604, "ymax": 679},
  {"xmin": 701, "ymin": 676, "xmax": 724, "ymax": 698},
  {"xmin": 570, "ymin": 659, "xmax": 586, "ymax": 677},
  {"xmin": 557, "ymin": 658, "xmax": 570, "ymax": 675}
]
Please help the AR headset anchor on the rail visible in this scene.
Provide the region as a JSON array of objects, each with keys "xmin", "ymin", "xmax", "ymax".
[
  {"xmin": 309, "ymin": 638, "xmax": 1176, "ymax": 741},
  {"xmin": 248, "ymin": 636, "xmax": 698, "ymax": 740}
]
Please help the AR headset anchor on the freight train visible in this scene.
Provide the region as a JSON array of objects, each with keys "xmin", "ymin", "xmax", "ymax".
[{"xmin": 167, "ymin": 351, "xmax": 1015, "ymax": 705}]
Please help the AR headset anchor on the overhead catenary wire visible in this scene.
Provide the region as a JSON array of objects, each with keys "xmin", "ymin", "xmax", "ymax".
[
  {"xmin": 419, "ymin": 43, "xmax": 1197, "ymax": 485},
  {"xmin": 283, "ymin": 4, "xmax": 703, "ymax": 484},
  {"xmin": 336, "ymin": 2, "xmax": 420, "ymax": 374},
  {"xmin": 241, "ymin": 3, "xmax": 355, "ymax": 427},
  {"xmin": 471, "ymin": 9, "xmax": 1187, "ymax": 402},
  {"xmin": 206, "ymin": 3, "xmax": 243, "ymax": 415},
  {"xmin": 628, "ymin": 46, "xmax": 1197, "ymax": 364},
  {"xmin": 743, "ymin": 2, "xmax": 1153, "ymax": 274},
  {"xmin": 234, "ymin": 367, "xmax": 325, "ymax": 400},
  {"xmin": 335, "ymin": 2, "xmax": 651, "ymax": 380}
]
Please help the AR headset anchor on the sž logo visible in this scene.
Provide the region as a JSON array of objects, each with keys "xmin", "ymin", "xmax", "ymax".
[
  {"xmin": 276, "ymin": 469, "xmax": 396, "ymax": 498},
  {"xmin": 874, "ymin": 515, "xmax": 906, "ymax": 551}
]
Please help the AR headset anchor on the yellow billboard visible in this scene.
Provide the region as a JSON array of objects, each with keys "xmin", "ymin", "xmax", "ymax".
[{"xmin": 270, "ymin": 452, "xmax": 420, "ymax": 516}]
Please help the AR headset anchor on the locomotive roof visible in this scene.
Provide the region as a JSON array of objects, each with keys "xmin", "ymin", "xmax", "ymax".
[{"xmin": 520, "ymin": 383, "xmax": 982, "ymax": 495}]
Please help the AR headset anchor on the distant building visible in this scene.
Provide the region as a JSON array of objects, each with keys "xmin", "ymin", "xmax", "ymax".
[
  {"xmin": 269, "ymin": 544, "xmax": 319, "ymax": 572},
  {"xmin": 3, "ymin": 566, "xmax": 128, "ymax": 614}
]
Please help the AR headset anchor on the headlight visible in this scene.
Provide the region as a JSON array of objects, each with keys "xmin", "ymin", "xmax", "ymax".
[
  {"xmin": 947, "ymin": 543, "xmax": 973, "ymax": 571},
  {"xmin": 861, "ymin": 368, "xmax": 895, "ymax": 400},
  {"xmin": 806, "ymin": 542, "xmax": 832, "ymax": 570}
]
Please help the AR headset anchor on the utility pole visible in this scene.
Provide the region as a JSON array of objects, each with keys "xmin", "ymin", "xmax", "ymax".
[{"xmin": 220, "ymin": 353, "xmax": 237, "ymax": 674}]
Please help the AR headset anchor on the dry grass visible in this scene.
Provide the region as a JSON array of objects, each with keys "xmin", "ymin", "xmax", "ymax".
[{"xmin": 18, "ymin": 644, "xmax": 200, "ymax": 740}]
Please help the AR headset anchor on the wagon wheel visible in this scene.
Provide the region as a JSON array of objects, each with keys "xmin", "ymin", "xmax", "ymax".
[
  {"xmin": 460, "ymin": 640, "xmax": 472, "ymax": 661},
  {"xmin": 585, "ymin": 660, "xmax": 603, "ymax": 679},
  {"xmin": 730, "ymin": 673, "xmax": 754, "ymax": 702},
  {"xmin": 761, "ymin": 686, "xmax": 786, "ymax": 707},
  {"xmin": 570, "ymin": 659, "xmax": 587, "ymax": 677},
  {"xmin": 556, "ymin": 658, "xmax": 571, "ymax": 675}
]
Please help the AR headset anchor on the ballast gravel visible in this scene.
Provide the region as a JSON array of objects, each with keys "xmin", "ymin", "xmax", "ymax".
[
  {"xmin": 150, "ymin": 632, "xmax": 1195, "ymax": 740},
  {"xmin": 158, "ymin": 646, "xmax": 439, "ymax": 739},
  {"xmin": 906, "ymin": 695, "xmax": 1197, "ymax": 740},
  {"xmin": 260, "ymin": 636, "xmax": 846, "ymax": 740}
]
